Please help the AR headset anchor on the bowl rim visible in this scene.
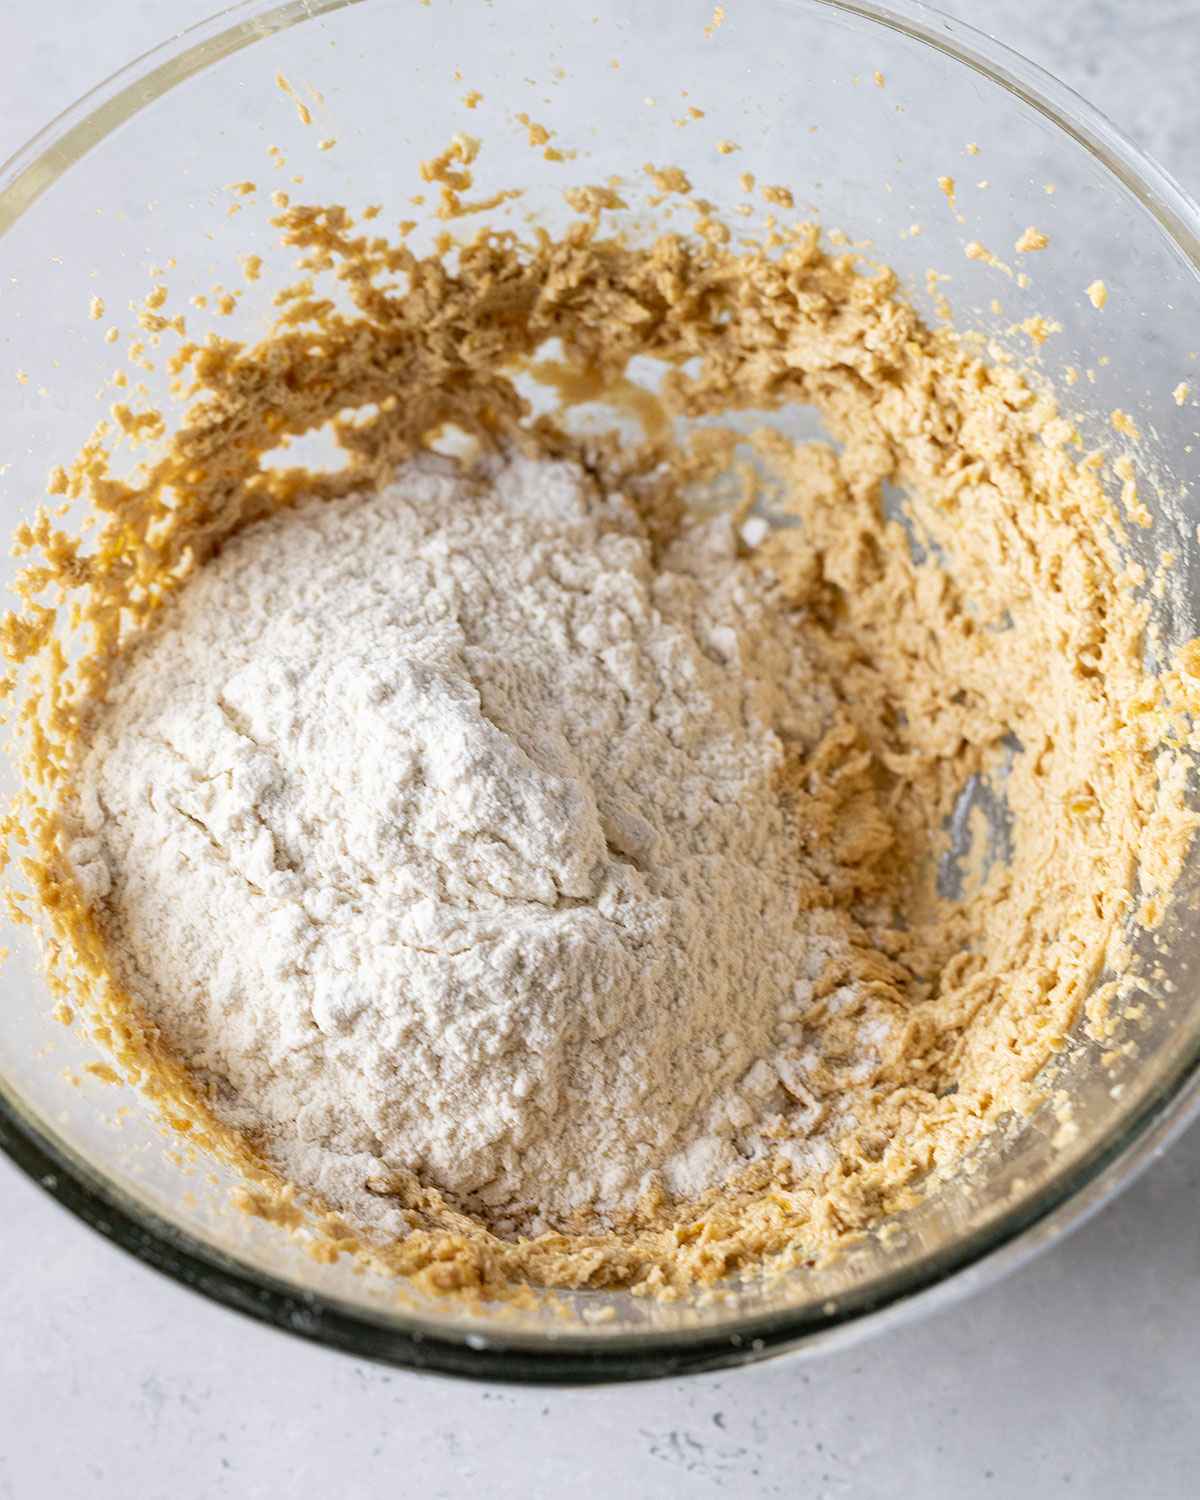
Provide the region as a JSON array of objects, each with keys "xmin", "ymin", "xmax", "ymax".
[{"xmin": 3, "ymin": 0, "xmax": 1200, "ymax": 1384}]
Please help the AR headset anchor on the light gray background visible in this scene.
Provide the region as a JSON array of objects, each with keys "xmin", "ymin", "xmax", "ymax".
[{"xmin": 2, "ymin": 3, "xmax": 1199, "ymax": 1496}]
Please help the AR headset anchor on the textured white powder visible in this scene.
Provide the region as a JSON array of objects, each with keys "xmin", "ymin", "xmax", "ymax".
[{"xmin": 68, "ymin": 452, "xmax": 860, "ymax": 1234}]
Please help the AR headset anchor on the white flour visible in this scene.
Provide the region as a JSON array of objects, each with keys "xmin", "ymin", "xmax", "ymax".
[{"xmin": 68, "ymin": 452, "xmax": 858, "ymax": 1234}]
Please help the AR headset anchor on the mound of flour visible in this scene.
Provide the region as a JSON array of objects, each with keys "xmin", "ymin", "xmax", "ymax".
[{"xmin": 68, "ymin": 452, "xmax": 854, "ymax": 1233}]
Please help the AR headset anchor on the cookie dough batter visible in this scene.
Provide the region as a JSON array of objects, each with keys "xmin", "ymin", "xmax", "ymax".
[{"xmin": 4, "ymin": 145, "xmax": 1197, "ymax": 1298}]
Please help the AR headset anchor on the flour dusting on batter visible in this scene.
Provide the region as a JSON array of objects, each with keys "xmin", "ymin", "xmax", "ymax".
[{"xmin": 66, "ymin": 450, "xmax": 882, "ymax": 1236}]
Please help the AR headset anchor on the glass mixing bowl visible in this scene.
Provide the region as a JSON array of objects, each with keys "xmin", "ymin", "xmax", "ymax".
[{"xmin": 3, "ymin": 0, "xmax": 1200, "ymax": 1383}]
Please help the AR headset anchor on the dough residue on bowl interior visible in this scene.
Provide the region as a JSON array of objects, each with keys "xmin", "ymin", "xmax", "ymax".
[{"xmin": 3, "ymin": 142, "xmax": 1199, "ymax": 1301}]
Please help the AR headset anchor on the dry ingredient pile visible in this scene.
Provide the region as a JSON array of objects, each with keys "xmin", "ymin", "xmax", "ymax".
[
  {"xmin": 5, "ymin": 148, "xmax": 1200, "ymax": 1298},
  {"xmin": 66, "ymin": 449, "xmax": 863, "ymax": 1235}
]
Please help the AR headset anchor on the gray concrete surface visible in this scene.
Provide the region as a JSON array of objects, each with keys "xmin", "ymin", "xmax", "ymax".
[{"xmin": 2, "ymin": 3, "xmax": 1199, "ymax": 1496}]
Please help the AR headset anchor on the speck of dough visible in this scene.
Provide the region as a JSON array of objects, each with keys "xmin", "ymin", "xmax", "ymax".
[
  {"xmin": 84, "ymin": 1061, "xmax": 122, "ymax": 1086},
  {"xmin": 1011, "ymin": 313, "xmax": 1061, "ymax": 346},
  {"xmin": 1015, "ymin": 226, "xmax": 1049, "ymax": 253},
  {"xmin": 1111, "ymin": 408, "xmax": 1141, "ymax": 441},
  {"xmin": 516, "ymin": 114, "xmax": 552, "ymax": 148},
  {"xmin": 644, "ymin": 163, "xmax": 692, "ymax": 195},
  {"xmin": 1088, "ymin": 279, "xmax": 1109, "ymax": 309},
  {"xmin": 964, "ymin": 240, "xmax": 1012, "ymax": 277}
]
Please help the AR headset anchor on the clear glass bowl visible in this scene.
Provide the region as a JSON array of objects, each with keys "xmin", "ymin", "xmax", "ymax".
[{"xmin": 3, "ymin": 0, "xmax": 1200, "ymax": 1382}]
